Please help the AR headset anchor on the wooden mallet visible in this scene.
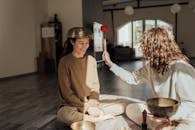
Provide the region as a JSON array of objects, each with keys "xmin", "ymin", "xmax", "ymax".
[{"xmin": 100, "ymin": 25, "xmax": 109, "ymax": 52}]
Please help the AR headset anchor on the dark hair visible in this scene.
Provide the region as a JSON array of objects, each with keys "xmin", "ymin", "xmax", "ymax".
[
  {"xmin": 60, "ymin": 27, "xmax": 92, "ymax": 58},
  {"xmin": 60, "ymin": 38, "xmax": 76, "ymax": 57}
]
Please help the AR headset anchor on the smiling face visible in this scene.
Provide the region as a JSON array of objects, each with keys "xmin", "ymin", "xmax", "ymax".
[{"xmin": 71, "ymin": 37, "xmax": 90, "ymax": 58}]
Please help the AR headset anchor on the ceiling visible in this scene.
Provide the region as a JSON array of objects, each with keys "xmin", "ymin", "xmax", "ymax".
[{"xmin": 102, "ymin": 0, "xmax": 189, "ymax": 10}]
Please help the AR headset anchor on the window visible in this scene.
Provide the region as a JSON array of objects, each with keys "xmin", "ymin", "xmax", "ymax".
[
  {"xmin": 133, "ymin": 20, "xmax": 143, "ymax": 44},
  {"xmin": 145, "ymin": 20, "xmax": 155, "ymax": 31},
  {"xmin": 157, "ymin": 20, "xmax": 173, "ymax": 32},
  {"xmin": 117, "ymin": 22, "xmax": 132, "ymax": 47},
  {"xmin": 117, "ymin": 19, "xmax": 173, "ymax": 57}
]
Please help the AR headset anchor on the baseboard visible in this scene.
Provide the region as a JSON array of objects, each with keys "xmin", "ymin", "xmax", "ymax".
[{"xmin": 0, "ymin": 72, "xmax": 38, "ymax": 81}]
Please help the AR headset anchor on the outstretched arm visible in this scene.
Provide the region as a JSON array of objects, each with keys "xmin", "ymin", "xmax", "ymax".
[
  {"xmin": 102, "ymin": 51, "xmax": 113, "ymax": 67},
  {"xmin": 102, "ymin": 51, "xmax": 149, "ymax": 85}
]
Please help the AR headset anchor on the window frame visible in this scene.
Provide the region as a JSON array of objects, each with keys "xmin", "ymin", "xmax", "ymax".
[{"xmin": 117, "ymin": 19, "xmax": 173, "ymax": 57}]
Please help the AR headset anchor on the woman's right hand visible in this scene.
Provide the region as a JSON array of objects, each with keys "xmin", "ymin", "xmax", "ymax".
[{"xmin": 102, "ymin": 51, "xmax": 113, "ymax": 67}]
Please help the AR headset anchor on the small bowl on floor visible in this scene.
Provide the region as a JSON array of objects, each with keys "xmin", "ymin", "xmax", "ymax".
[
  {"xmin": 146, "ymin": 97, "xmax": 179, "ymax": 118},
  {"xmin": 71, "ymin": 120, "xmax": 95, "ymax": 130}
]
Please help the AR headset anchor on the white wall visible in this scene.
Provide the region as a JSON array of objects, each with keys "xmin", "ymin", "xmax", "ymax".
[
  {"xmin": 0, "ymin": 0, "xmax": 48, "ymax": 78},
  {"xmin": 48, "ymin": 0, "xmax": 83, "ymax": 42},
  {"xmin": 103, "ymin": 5, "xmax": 195, "ymax": 57},
  {"xmin": 0, "ymin": 0, "xmax": 83, "ymax": 78}
]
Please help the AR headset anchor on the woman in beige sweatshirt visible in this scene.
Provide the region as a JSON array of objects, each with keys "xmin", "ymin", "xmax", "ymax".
[{"xmin": 57, "ymin": 27, "xmax": 126, "ymax": 125}]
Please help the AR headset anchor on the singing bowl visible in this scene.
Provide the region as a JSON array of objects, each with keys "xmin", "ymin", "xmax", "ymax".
[
  {"xmin": 146, "ymin": 97, "xmax": 179, "ymax": 117},
  {"xmin": 71, "ymin": 121, "xmax": 95, "ymax": 130}
]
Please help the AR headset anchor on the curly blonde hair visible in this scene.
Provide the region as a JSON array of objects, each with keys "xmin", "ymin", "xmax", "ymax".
[{"xmin": 140, "ymin": 27, "xmax": 189, "ymax": 74}]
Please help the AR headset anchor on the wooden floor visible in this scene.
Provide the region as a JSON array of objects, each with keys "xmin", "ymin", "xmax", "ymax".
[{"xmin": 1, "ymin": 59, "xmax": 195, "ymax": 130}]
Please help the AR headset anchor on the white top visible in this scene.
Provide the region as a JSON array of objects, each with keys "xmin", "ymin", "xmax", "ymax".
[{"xmin": 110, "ymin": 60, "xmax": 195, "ymax": 121}]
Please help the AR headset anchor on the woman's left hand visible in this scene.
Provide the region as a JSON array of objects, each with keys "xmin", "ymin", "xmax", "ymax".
[
  {"xmin": 155, "ymin": 120, "xmax": 179, "ymax": 130},
  {"xmin": 87, "ymin": 106, "xmax": 103, "ymax": 117}
]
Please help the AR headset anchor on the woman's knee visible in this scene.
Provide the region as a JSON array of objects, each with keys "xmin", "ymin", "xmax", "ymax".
[
  {"xmin": 125, "ymin": 103, "xmax": 147, "ymax": 125},
  {"xmin": 57, "ymin": 106, "xmax": 83, "ymax": 125}
]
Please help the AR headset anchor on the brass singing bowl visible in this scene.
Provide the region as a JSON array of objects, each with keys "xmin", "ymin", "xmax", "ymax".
[
  {"xmin": 146, "ymin": 97, "xmax": 179, "ymax": 117},
  {"xmin": 71, "ymin": 121, "xmax": 95, "ymax": 130}
]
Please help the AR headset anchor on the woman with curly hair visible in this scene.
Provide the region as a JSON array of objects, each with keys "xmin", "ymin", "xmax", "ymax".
[{"xmin": 102, "ymin": 27, "xmax": 195, "ymax": 130}]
